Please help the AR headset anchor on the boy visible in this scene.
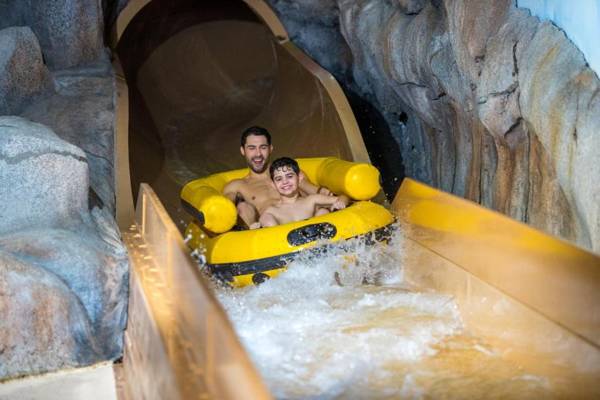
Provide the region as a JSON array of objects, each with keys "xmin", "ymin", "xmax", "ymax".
[{"xmin": 257, "ymin": 157, "xmax": 346, "ymax": 228}]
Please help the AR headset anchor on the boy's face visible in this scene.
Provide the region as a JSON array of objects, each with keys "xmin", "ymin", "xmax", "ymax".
[{"xmin": 272, "ymin": 166, "xmax": 299, "ymax": 197}]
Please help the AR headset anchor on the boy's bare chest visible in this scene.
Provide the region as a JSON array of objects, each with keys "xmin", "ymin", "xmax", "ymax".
[{"xmin": 272, "ymin": 200, "xmax": 313, "ymax": 223}]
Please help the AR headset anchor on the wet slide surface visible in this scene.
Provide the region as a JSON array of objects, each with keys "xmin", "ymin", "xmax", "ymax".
[
  {"xmin": 216, "ymin": 231, "xmax": 598, "ymax": 399},
  {"xmin": 116, "ymin": 0, "xmax": 600, "ymax": 398},
  {"xmin": 118, "ymin": 0, "xmax": 353, "ymax": 228}
]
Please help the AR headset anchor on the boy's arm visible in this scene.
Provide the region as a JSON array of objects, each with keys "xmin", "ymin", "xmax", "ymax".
[{"xmin": 308, "ymin": 194, "xmax": 346, "ymax": 210}]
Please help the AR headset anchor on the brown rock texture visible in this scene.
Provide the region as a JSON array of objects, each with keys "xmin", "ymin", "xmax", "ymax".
[{"xmin": 267, "ymin": 0, "xmax": 600, "ymax": 252}]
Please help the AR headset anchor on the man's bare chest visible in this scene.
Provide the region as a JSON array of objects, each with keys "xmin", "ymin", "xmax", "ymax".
[{"xmin": 239, "ymin": 180, "xmax": 279, "ymax": 205}]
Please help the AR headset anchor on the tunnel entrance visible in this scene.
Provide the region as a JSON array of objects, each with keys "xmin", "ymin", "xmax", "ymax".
[
  {"xmin": 117, "ymin": 0, "xmax": 360, "ymax": 227},
  {"xmin": 117, "ymin": 0, "xmax": 272, "ymax": 226}
]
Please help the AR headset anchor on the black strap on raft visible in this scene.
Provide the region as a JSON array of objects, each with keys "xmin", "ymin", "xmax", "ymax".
[
  {"xmin": 287, "ymin": 223, "xmax": 337, "ymax": 246},
  {"xmin": 181, "ymin": 199, "xmax": 205, "ymax": 224}
]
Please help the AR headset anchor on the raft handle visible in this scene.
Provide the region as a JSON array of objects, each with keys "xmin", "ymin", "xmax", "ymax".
[
  {"xmin": 287, "ymin": 223, "xmax": 337, "ymax": 246},
  {"xmin": 252, "ymin": 273, "xmax": 270, "ymax": 285}
]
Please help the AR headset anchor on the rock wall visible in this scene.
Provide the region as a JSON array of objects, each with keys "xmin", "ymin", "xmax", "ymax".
[
  {"xmin": 0, "ymin": 27, "xmax": 51, "ymax": 115},
  {"xmin": 0, "ymin": 3, "xmax": 116, "ymax": 212},
  {"xmin": 267, "ymin": 0, "xmax": 600, "ymax": 252},
  {"xmin": 0, "ymin": 0, "xmax": 105, "ymax": 70},
  {"xmin": 0, "ymin": 117, "xmax": 128, "ymax": 380},
  {"xmin": 0, "ymin": 1, "xmax": 129, "ymax": 381},
  {"xmin": 518, "ymin": 0, "xmax": 600, "ymax": 77}
]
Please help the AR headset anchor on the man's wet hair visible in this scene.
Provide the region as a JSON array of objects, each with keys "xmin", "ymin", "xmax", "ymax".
[
  {"xmin": 241, "ymin": 126, "xmax": 271, "ymax": 146},
  {"xmin": 269, "ymin": 157, "xmax": 300, "ymax": 179}
]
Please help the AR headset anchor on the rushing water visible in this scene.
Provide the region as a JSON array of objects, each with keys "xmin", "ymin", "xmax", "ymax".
[{"xmin": 214, "ymin": 227, "xmax": 562, "ymax": 399}]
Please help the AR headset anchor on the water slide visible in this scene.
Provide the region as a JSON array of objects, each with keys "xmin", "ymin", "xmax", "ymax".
[
  {"xmin": 113, "ymin": 0, "xmax": 369, "ymax": 230},
  {"xmin": 111, "ymin": 0, "xmax": 600, "ymax": 398}
]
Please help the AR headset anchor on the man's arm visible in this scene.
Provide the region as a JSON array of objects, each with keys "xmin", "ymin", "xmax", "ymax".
[
  {"xmin": 222, "ymin": 180, "xmax": 241, "ymax": 202},
  {"xmin": 224, "ymin": 180, "xmax": 260, "ymax": 227},
  {"xmin": 298, "ymin": 171, "xmax": 331, "ymax": 196},
  {"xmin": 259, "ymin": 210, "xmax": 279, "ymax": 227},
  {"xmin": 337, "ymin": 194, "xmax": 351, "ymax": 206}
]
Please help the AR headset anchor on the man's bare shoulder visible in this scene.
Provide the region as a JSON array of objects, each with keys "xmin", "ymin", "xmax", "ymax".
[{"xmin": 223, "ymin": 178, "xmax": 246, "ymax": 192}]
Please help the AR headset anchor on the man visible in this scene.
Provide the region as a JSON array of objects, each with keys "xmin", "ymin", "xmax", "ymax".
[
  {"xmin": 223, "ymin": 126, "xmax": 328, "ymax": 228},
  {"xmin": 259, "ymin": 157, "xmax": 346, "ymax": 227}
]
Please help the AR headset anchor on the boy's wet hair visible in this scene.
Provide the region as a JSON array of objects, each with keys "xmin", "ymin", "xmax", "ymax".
[
  {"xmin": 241, "ymin": 126, "xmax": 271, "ymax": 146},
  {"xmin": 269, "ymin": 157, "xmax": 300, "ymax": 179}
]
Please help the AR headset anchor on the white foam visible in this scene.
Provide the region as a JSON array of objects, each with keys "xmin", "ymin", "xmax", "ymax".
[{"xmin": 216, "ymin": 227, "xmax": 463, "ymax": 399}]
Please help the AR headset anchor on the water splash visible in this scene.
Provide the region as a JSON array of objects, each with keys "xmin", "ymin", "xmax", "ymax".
[{"xmin": 216, "ymin": 227, "xmax": 463, "ymax": 399}]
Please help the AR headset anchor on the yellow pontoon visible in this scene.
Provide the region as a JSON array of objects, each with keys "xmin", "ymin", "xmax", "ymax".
[{"xmin": 181, "ymin": 158, "xmax": 395, "ymax": 287}]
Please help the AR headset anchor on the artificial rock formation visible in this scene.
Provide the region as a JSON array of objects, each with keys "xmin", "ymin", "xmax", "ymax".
[
  {"xmin": 267, "ymin": 0, "xmax": 600, "ymax": 252},
  {"xmin": 0, "ymin": 0, "xmax": 105, "ymax": 70},
  {"xmin": 22, "ymin": 63, "xmax": 117, "ymax": 212},
  {"xmin": 0, "ymin": 0, "xmax": 128, "ymax": 380},
  {"xmin": 0, "ymin": 27, "xmax": 50, "ymax": 115},
  {"xmin": 0, "ymin": 11, "xmax": 116, "ymax": 212},
  {"xmin": 0, "ymin": 252, "xmax": 100, "ymax": 378},
  {"xmin": 0, "ymin": 117, "xmax": 128, "ymax": 380},
  {"xmin": 0, "ymin": 117, "xmax": 88, "ymax": 233}
]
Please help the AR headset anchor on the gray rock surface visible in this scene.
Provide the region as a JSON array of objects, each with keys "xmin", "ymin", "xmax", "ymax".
[
  {"xmin": 0, "ymin": 27, "xmax": 50, "ymax": 115},
  {"xmin": 267, "ymin": 0, "xmax": 600, "ymax": 252},
  {"xmin": 0, "ymin": 117, "xmax": 88, "ymax": 234},
  {"xmin": 0, "ymin": 225, "xmax": 128, "ymax": 362},
  {"xmin": 268, "ymin": 0, "xmax": 352, "ymax": 79},
  {"xmin": 22, "ymin": 63, "xmax": 116, "ymax": 212},
  {"xmin": 0, "ymin": 116, "xmax": 128, "ymax": 380},
  {"xmin": 396, "ymin": 0, "xmax": 426, "ymax": 14},
  {"xmin": 0, "ymin": 2, "xmax": 24, "ymax": 28},
  {"xmin": 0, "ymin": 0, "xmax": 128, "ymax": 382},
  {"xmin": 0, "ymin": 0, "xmax": 104, "ymax": 69},
  {"xmin": 0, "ymin": 251, "xmax": 100, "ymax": 379}
]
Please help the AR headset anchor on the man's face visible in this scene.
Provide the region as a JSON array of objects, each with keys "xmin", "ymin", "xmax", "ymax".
[
  {"xmin": 272, "ymin": 166, "xmax": 299, "ymax": 197},
  {"xmin": 241, "ymin": 134, "xmax": 272, "ymax": 173}
]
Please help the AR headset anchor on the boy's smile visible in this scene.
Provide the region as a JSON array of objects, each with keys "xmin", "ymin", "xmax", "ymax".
[{"xmin": 272, "ymin": 167, "xmax": 299, "ymax": 197}]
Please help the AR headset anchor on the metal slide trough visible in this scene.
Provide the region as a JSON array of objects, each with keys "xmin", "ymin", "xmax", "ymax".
[{"xmin": 393, "ymin": 179, "xmax": 600, "ymax": 397}]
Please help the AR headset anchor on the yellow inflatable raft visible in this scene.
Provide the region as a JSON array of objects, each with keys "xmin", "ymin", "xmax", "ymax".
[{"xmin": 181, "ymin": 158, "xmax": 395, "ymax": 287}]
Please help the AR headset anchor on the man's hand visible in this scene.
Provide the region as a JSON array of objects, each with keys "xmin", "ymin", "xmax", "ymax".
[
  {"xmin": 298, "ymin": 171, "xmax": 332, "ymax": 196},
  {"xmin": 332, "ymin": 198, "xmax": 346, "ymax": 211},
  {"xmin": 249, "ymin": 222, "xmax": 261, "ymax": 230}
]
